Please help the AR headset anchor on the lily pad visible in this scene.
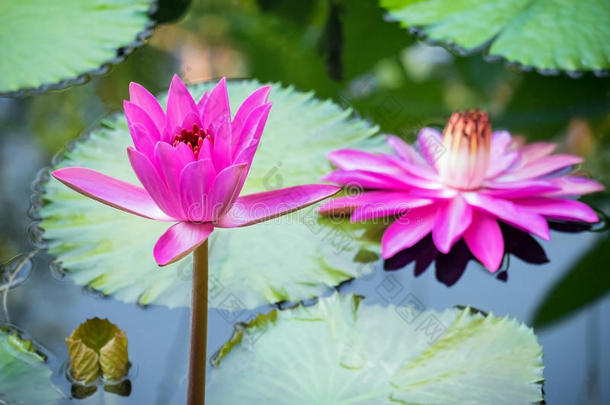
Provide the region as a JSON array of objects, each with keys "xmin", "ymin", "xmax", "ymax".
[
  {"xmin": 0, "ymin": 0, "xmax": 156, "ymax": 96},
  {"xmin": 207, "ymin": 293, "xmax": 544, "ymax": 404},
  {"xmin": 0, "ymin": 326, "xmax": 63, "ymax": 405},
  {"xmin": 34, "ymin": 80, "xmax": 380, "ymax": 309},
  {"xmin": 381, "ymin": 0, "xmax": 610, "ymax": 75}
]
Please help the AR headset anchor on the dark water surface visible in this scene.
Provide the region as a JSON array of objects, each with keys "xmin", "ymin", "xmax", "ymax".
[{"xmin": 1, "ymin": 1, "xmax": 609, "ymax": 404}]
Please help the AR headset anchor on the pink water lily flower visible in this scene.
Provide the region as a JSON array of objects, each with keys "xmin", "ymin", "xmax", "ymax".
[
  {"xmin": 53, "ymin": 76, "xmax": 339, "ymax": 266},
  {"xmin": 319, "ymin": 110, "xmax": 603, "ymax": 272}
]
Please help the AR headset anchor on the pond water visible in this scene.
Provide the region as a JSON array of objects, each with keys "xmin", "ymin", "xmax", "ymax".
[{"xmin": 1, "ymin": 1, "xmax": 609, "ymax": 404}]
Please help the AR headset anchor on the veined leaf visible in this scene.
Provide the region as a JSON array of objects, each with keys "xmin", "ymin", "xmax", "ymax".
[
  {"xmin": 207, "ymin": 293, "xmax": 544, "ymax": 404},
  {"xmin": 0, "ymin": 0, "xmax": 156, "ymax": 96},
  {"xmin": 381, "ymin": 0, "xmax": 610, "ymax": 75}
]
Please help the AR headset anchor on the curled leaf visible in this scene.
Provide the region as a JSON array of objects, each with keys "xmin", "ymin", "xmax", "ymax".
[{"xmin": 66, "ymin": 318, "xmax": 129, "ymax": 384}]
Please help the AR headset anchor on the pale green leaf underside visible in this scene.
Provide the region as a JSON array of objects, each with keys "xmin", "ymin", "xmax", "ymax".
[
  {"xmin": 0, "ymin": 328, "xmax": 63, "ymax": 404},
  {"xmin": 207, "ymin": 293, "xmax": 544, "ymax": 404},
  {"xmin": 382, "ymin": 0, "xmax": 610, "ymax": 73},
  {"xmin": 38, "ymin": 80, "xmax": 381, "ymax": 309},
  {"xmin": 0, "ymin": 0, "xmax": 154, "ymax": 95}
]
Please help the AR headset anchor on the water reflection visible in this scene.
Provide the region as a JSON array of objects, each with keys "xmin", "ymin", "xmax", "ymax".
[{"xmin": 382, "ymin": 222, "xmax": 601, "ymax": 287}]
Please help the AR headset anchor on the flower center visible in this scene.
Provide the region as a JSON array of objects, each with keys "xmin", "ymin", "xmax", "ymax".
[
  {"xmin": 172, "ymin": 124, "xmax": 213, "ymax": 159},
  {"xmin": 438, "ymin": 110, "xmax": 491, "ymax": 190}
]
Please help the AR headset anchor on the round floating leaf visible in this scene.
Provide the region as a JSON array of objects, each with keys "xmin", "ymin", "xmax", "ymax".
[
  {"xmin": 381, "ymin": 0, "xmax": 610, "ymax": 75},
  {"xmin": 0, "ymin": 327, "xmax": 63, "ymax": 404},
  {"xmin": 207, "ymin": 294, "xmax": 544, "ymax": 404},
  {"xmin": 0, "ymin": 0, "xmax": 156, "ymax": 96},
  {"xmin": 35, "ymin": 80, "xmax": 381, "ymax": 309}
]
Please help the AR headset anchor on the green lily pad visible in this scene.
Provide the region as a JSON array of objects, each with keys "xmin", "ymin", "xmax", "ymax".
[
  {"xmin": 0, "ymin": 0, "xmax": 156, "ymax": 96},
  {"xmin": 34, "ymin": 80, "xmax": 381, "ymax": 309},
  {"xmin": 207, "ymin": 293, "xmax": 544, "ymax": 404},
  {"xmin": 0, "ymin": 326, "xmax": 63, "ymax": 404},
  {"xmin": 381, "ymin": 0, "xmax": 610, "ymax": 75}
]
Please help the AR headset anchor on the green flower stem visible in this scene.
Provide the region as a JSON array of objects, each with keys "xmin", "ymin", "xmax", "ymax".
[{"xmin": 187, "ymin": 240, "xmax": 208, "ymax": 405}]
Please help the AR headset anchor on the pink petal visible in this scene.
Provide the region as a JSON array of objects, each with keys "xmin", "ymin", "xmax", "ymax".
[
  {"xmin": 153, "ymin": 222, "xmax": 214, "ymax": 266},
  {"xmin": 381, "ymin": 204, "xmax": 439, "ymax": 259},
  {"xmin": 322, "ymin": 169, "xmax": 441, "ymax": 191},
  {"xmin": 328, "ymin": 149, "xmax": 403, "ymax": 175},
  {"xmin": 417, "ymin": 128, "xmax": 445, "ymax": 169},
  {"xmin": 180, "ymin": 111, "xmax": 202, "ymax": 134},
  {"xmin": 128, "ymin": 123, "xmax": 157, "ymax": 157},
  {"xmin": 233, "ymin": 144, "xmax": 258, "ymax": 167},
  {"xmin": 129, "ymin": 82, "xmax": 166, "ymax": 134},
  {"xmin": 432, "ymin": 195, "xmax": 473, "ymax": 253},
  {"xmin": 483, "ymin": 179, "xmax": 560, "ymax": 199},
  {"xmin": 127, "ymin": 146, "xmax": 182, "ymax": 218},
  {"xmin": 198, "ymin": 136, "xmax": 213, "ymax": 161},
  {"xmin": 322, "ymin": 170, "xmax": 407, "ymax": 190},
  {"xmin": 197, "ymin": 91, "xmax": 210, "ymax": 113},
  {"xmin": 486, "ymin": 150, "xmax": 519, "ymax": 179},
  {"xmin": 179, "ymin": 158, "xmax": 216, "ymax": 222},
  {"xmin": 232, "ymin": 103, "xmax": 272, "ymax": 160},
  {"xmin": 317, "ymin": 192, "xmax": 379, "ymax": 216},
  {"xmin": 207, "ymin": 163, "xmax": 248, "ymax": 221},
  {"xmin": 463, "ymin": 192, "xmax": 550, "ymax": 240},
  {"xmin": 500, "ymin": 154, "xmax": 583, "ymax": 181},
  {"xmin": 513, "ymin": 197, "xmax": 599, "ymax": 223},
  {"xmin": 154, "ymin": 143, "xmax": 193, "ymax": 217},
  {"xmin": 203, "ymin": 78, "xmax": 231, "ymax": 129},
  {"xmin": 517, "ymin": 142, "xmax": 557, "ymax": 167},
  {"xmin": 387, "ymin": 135, "xmax": 427, "ymax": 166},
  {"xmin": 124, "ymin": 101, "xmax": 162, "ymax": 146},
  {"xmin": 385, "ymin": 154, "xmax": 439, "ymax": 181},
  {"xmin": 351, "ymin": 194, "xmax": 432, "ymax": 222},
  {"xmin": 205, "ymin": 78, "xmax": 233, "ymax": 170},
  {"xmin": 216, "ymin": 184, "xmax": 340, "ymax": 228},
  {"xmin": 463, "ymin": 211, "xmax": 504, "ymax": 272},
  {"xmin": 318, "ymin": 191, "xmax": 425, "ymax": 216},
  {"xmin": 486, "ymin": 131, "xmax": 518, "ymax": 178},
  {"xmin": 166, "ymin": 74, "xmax": 198, "ymax": 137},
  {"xmin": 51, "ymin": 167, "xmax": 174, "ymax": 221},
  {"xmin": 489, "ymin": 130, "xmax": 512, "ymax": 154},
  {"xmin": 232, "ymin": 85, "xmax": 271, "ymax": 137},
  {"xmin": 543, "ymin": 176, "xmax": 604, "ymax": 197}
]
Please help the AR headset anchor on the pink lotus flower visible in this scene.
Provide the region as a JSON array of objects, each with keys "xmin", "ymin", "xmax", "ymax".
[
  {"xmin": 319, "ymin": 110, "xmax": 603, "ymax": 272},
  {"xmin": 52, "ymin": 75, "xmax": 339, "ymax": 266}
]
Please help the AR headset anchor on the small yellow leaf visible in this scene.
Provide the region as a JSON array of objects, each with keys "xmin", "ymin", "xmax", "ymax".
[
  {"xmin": 99, "ymin": 331, "xmax": 128, "ymax": 381},
  {"xmin": 66, "ymin": 318, "xmax": 129, "ymax": 384}
]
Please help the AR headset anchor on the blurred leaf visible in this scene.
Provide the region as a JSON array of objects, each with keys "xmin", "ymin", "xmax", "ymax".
[
  {"xmin": 37, "ymin": 80, "xmax": 380, "ymax": 309},
  {"xmin": 381, "ymin": 0, "xmax": 610, "ymax": 74},
  {"xmin": 0, "ymin": 0, "xmax": 155, "ymax": 96},
  {"xmin": 66, "ymin": 317, "xmax": 128, "ymax": 383},
  {"xmin": 151, "ymin": 0, "xmax": 192, "ymax": 23},
  {"xmin": 499, "ymin": 74, "xmax": 610, "ymax": 140},
  {"xmin": 532, "ymin": 234, "xmax": 610, "ymax": 329},
  {"xmin": 207, "ymin": 293, "xmax": 543, "ymax": 404},
  {"xmin": 194, "ymin": 0, "xmax": 412, "ymax": 98},
  {"xmin": 0, "ymin": 327, "xmax": 63, "ymax": 404},
  {"xmin": 339, "ymin": 0, "xmax": 414, "ymax": 80}
]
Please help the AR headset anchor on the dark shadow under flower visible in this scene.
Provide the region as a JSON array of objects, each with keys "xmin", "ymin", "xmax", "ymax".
[{"xmin": 384, "ymin": 222, "xmax": 560, "ymax": 286}]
